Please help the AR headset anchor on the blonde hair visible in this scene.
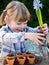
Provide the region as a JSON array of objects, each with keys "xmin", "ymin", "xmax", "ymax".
[{"xmin": 1, "ymin": 1, "xmax": 30, "ymax": 23}]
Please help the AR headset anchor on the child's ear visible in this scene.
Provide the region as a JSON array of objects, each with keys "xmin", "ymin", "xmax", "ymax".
[{"xmin": 4, "ymin": 15, "xmax": 9, "ymax": 23}]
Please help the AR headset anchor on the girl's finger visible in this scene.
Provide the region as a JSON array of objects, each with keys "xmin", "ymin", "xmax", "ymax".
[
  {"xmin": 36, "ymin": 39, "xmax": 43, "ymax": 46},
  {"xmin": 42, "ymin": 27, "xmax": 48, "ymax": 31},
  {"xmin": 37, "ymin": 36, "xmax": 46, "ymax": 40},
  {"xmin": 43, "ymin": 30, "xmax": 48, "ymax": 34},
  {"xmin": 37, "ymin": 33, "xmax": 45, "ymax": 36},
  {"xmin": 42, "ymin": 23, "xmax": 47, "ymax": 28},
  {"xmin": 38, "ymin": 40, "xmax": 43, "ymax": 45},
  {"xmin": 34, "ymin": 39, "xmax": 40, "ymax": 46}
]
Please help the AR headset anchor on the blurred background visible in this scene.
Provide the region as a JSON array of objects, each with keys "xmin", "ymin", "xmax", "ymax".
[{"xmin": 0, "ymin": 0, "xmax": 49, "ymax": 27}]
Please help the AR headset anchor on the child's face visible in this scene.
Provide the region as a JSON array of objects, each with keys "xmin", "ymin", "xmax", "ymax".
[{"xmin": 8, "ymin": 20, "xmax": 28, "ymax": 32}]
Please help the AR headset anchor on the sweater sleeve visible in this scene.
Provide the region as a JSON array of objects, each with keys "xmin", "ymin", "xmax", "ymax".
[
  {"xmin": 26, "ymin": 26, "xmax": 38, "ymax": 33},
  {"xmin": 0, "ymin": 30, "xmax": 25, "ymax": 56},
  {"xmin": 0, "ymin": 30, "xmax": 25, "ymax": 44}
]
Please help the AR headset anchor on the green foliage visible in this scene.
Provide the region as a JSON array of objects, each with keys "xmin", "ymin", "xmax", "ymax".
[
  {"xmin": 0, "ymin": 0, "xmax": 11, "ymax": 14},
  {"xmin": 0, "ymin": 0, "xmax": 49, "ymax": 27}
]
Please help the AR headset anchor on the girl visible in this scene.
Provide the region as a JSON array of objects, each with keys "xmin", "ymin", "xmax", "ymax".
[{"xmin": 0, "ymin": 1, "xmax": 48, "ymax": 57}]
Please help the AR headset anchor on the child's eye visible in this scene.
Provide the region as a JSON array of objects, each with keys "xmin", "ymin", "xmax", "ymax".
[
  {"xmin": 23, "ymin": 22, "xmax": 27, "ymax": 25},
  {"xmin": 24, "ymin": 23, "xmax": 27, "ymax": 24},
  {"xmin": 17, "ymin": 23, "xmax": 21, "ymax": 25}
]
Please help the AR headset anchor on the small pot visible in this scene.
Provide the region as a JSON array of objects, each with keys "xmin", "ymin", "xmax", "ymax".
[
  {"xmin": 23, "ymin": 52, "xmax": 32, "ymax": 58},
  {"xmin": 16, "ymin": 53, "xmax": 23, "ymax": 57},
  {"xmin": 27, "ymin": 55, "xmax": 35, "ymax": 64},
  {"xmin": 17, "ymin": 55, "xmax": 26, "ymax": 65},
  {"xmin": 6, "ymin": 54, "xmax": 15, "ymax": 65},
  {"xmin": 16, "ymin": 53, "xmax": 23, "ymax": 60}
]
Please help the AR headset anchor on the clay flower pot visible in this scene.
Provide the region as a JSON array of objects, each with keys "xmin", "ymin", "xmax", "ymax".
[
  {"xmin": 27, "ymin": 55, "xmax": 35, "ymax": 64},
  {"xmin": 23, "ymin": 52, "xmax": 32, "ymax": 58},
  {"xmin": 16, "ymin": 53, "xmax": 23, "ymax": 57},
  {"xmin": 6, "ymin": 54, "xmax": 15, "ymax": 65},
  {"xmin": 17, "ymin": 55, "xmax": 26, "ymax": 65}
]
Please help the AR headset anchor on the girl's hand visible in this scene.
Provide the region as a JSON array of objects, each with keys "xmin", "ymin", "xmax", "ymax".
[
  {"xmin": 37, "ymin": 23, "xmax": 48, "ymax": 35},
  {"xmin": 24, "ymin": 32, "xmax": 46, "ymax": 46}
]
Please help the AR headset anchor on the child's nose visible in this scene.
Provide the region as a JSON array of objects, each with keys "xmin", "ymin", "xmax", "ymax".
[{"xmin": 20, "ymin": 24, "xmax": 25, "ymax": 28}]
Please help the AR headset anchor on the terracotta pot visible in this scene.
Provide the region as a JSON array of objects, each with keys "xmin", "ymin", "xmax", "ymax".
[
  {"xmin": 6, "ymin": 54, "xmax": 15, "ymax": 65},
  {"xmin": 17, "ymin": 55, "xmax": 26, "ymax": 65},
  {"xmin": 16, "ymin": 53, "xmax": 23, "ymax": 57},
  {"xmin": 27, "ymin": 55, "xmax": 35, "ymax": 64},
  {"xmin": 23, "ymin": 52, "xmax": 32, "ymax": 58}
]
